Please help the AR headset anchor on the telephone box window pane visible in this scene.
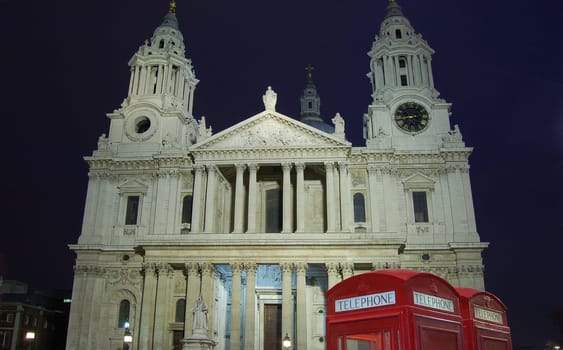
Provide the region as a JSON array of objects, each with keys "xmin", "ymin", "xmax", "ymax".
[
  {"xmin": 413, "ymin": 191, "xmax": 429, "ymax": 223},
  {"xmin": 125, "ymin": 196, "xmax": 140, "ymax": 225},
  {"xmin": 118, "ymin": 300, "xmax": 130, "ymax": 328},
  {"xmin": 181, "ymin": 195, "xmax": 193, "ymax": 224},
  {"xmin": 353, "ymin": 193, "xmax": 366, "ymax": 222}
]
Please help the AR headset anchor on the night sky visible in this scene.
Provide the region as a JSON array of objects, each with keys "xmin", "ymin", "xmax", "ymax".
[{"xmin": 1, "ymin": 0, "xmax": 561, "ymax": 348}]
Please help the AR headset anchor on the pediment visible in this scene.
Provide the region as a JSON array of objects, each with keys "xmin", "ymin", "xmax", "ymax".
[
  {"xmin": 401, "ymin": 172, "xmax": 435, "ymax": 190},
  {"xmin": 118, "ymin": 179, "xmax": 149, "ymax": 194},
  {"xmin": 192, "ymin": 111, "xmax": 350, "ymax": 151}
]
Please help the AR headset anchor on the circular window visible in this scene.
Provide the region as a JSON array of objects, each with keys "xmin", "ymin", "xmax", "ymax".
[{"xmin": 135, "ymin": 117, "xmax": 151, "ymax": 134}]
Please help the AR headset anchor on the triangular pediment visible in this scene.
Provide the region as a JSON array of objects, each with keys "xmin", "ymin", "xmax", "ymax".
[
  {"xmin": 118, "ymin": 179, "xmax": 149, "ymax": 194},
  {"xmin": 401, "ymin": 172, "xmax": 435, "ymax": 190},
  {"xmin": 192, "ymin": 111, "xmax": 350, "ymax": 152}
]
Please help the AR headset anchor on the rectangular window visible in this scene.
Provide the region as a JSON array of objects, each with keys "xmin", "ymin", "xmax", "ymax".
[
  {"xmin": 400, "ymin": 75, "xmax": 408, "ymax": 86},
  {"xmin": 125, "ymin": 196, "xmax": 140, "ymax": 225},
  {"xmin": 413, "ymin": 191, "xmax": 429, "ymax": 223}
]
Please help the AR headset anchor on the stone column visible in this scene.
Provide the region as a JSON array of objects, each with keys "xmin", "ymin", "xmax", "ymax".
[
  {"xmin": 230, "ymin": 262, "xmax": 244, "ymax": 350},
  {"xmin": 244, "ymin": 263, "xmax": 258, "ymax": 350},
  {"xmin": 184, "ymin": 263, "xmax": 201, "ymax": 337},
  {"xmin": 393, "ymin": 56, "xmax": 400, "ymax": 86},
  {"xmin": 427, "ymin": 57, "xmax": 435, "ymax": 88},
  {"xmin": 154, "ymin": 264, "xmax": 174, "ymax": 348},
  {"xmin": 341, "ymin": 262, "xmax": 354, "ymax": 280},
  {"xmin": 246, "ymin": 164, "xmax": 259, "ymax": 233},
  {"xmin": 201, "ymin": 263, "xmax": 216, "ymax": 338},
  {"xmin": 191, "ymin": 165, "xmax": 205, "ymax": 233},
  {"xmin": 325, "ymin": 162, "xmax": 336, "ymax": 232},
  {"xmin": 295, "ymin": 163, "xmax": 305, "ymax": 232},
  {"xmin": 282, "ymin": 163, "xmax": 293, "ymax": 233},
  {"xmin": 204, "ymin": 165, "xmax": 217, "ymax": 233},
  {"xmin": 233, "ymin": 164, "xmax": 246, "ymax": 233},
  {"xmin": 139, "ymin": 263, "xmax": 158, "ymax": 350},
  {"xmin": 325, "ymin": 262, "xmax": 341, "ymax": 289},
  {"xmin": 281, "ymin": 263, "xmax": 294, "ymax": 342},
  {"xmin": 367, "ymin": 165, "xmax": 379, "ymax": 232},
  {"xmin": 338, "ymin": 162, "xmax": 351, "ymax": 232},
  {"xmin": 407, "ymin": 55, "xmax": 415, "ymax": 86},
  {"xmin": 133, "ymin": 65, "xmax": 140, "ymax": 95},
  {"xmin": 295, "ymin": 263, "xmax": 308, "ymax": 350}
]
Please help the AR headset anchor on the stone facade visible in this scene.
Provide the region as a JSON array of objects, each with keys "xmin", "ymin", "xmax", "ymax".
[{"xmin": 66, "ymin": 2, "xmax": 488, "ymax": 350}]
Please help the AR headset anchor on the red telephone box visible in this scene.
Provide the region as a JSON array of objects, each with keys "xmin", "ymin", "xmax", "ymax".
[
  {"xmin": 326, "ymin": 269, "xmax": 465, "ymax": 350},
  {"xmin": 457, "ymin": 288, "xmax": 512, "ymax": 350}
]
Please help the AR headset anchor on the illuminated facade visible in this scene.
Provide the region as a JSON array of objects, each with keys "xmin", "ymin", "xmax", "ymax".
[{"xmin": 66, "ymin": 1, "xmax": 488, "ymax": 349}]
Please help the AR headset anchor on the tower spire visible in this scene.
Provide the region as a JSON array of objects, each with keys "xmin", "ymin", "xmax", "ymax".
[{"xmin": 169, "ymin": 0, "xmax": 177, "ymax": 13}]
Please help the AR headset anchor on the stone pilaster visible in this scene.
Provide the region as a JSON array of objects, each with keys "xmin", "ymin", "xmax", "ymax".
[
  {"xmin": 230, "ymin": 262, "xmax": 244, "ymax": 350},
  {"xmin": 295, "ymin": 263, "xmax": 308, "ymax": 350},
  {"xmin": 184, "ymin": 263, "xmax": 201, "ymax": 337},
  {"xmin": 244, "ymin": 263, "xmax": 257, "ymax": 350},
  {"xmin": 325, "ymin": 162, "xmax": 336, "ymax": 232},
  {"xmin": 325, "ymin": 262, "xmax": 341, "ymax": 289},
  {"xmin": 201, "ymin": 263, "xmax": 216, "ymax": 339},
  {"xmin": 154, "ymin": 263, "xmax": 174, "ymax": 348},
  {"xmin": 341, "ymin": 262, "xmax": 354, "ymax": 280},
  {"xmin": 139, "ymin": 263, "xmax": 158, "ymax": 350},
  {"xmin": 281, "ymin": 262, "xmax": 294, "ymax": 342}
]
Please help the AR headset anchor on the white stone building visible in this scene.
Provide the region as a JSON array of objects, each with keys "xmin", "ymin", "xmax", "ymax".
[{"xmin": 66, "ymin": 1, "xmax": 488, "ymax": 350}]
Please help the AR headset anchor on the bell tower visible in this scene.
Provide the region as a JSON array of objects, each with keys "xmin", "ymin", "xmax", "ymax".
[
  {"xmin": 100, "ymin": 0, "xmax": 205, "ymax": 157},
  {"xmin": 363, "ymin": 0, "xmax": 459, "ymax": 151}
]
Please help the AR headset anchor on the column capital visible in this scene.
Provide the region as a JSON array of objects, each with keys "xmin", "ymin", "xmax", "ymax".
[
  {"xmin": 325, "ymin": 262, "xmax": 340, "ymax": 274},
  {"xmin": 281, "ymin": 162, "xmax": 292, "ymax": 171},
  {"xmin": 294, "ymin": 262, "xmax": 308, "ymax": 274},
  {"xmin": 157, "ymin": 263, "xmax": 174, "ymax": 278},
  {"xmin": 244, "ymin": 262, "xmax": 258, "ymax": 274},
  {"xmin": 230, "ymin": 262, "xmax": 244, "ymax": 273},
  {"xmin": 193, "ymin": 164, "xmax": 205, "ymax": 172},
  {"xmin": 185, "ymin": 262, "xmax": 200, "ymax": 275},
  {"xmin": 280, "ymin": 262, "xmax": 293, "ymax": 273},
  {"xmin": 324, "ymin": 161, "xmax": 334, "ymax": 171},
  {"xmin": 337, "ymin": 161, "xmax": 348, "ymax": 170},
  {"xmin": 235, "ymin": 163, "xmax": 247, "ymax": 172},
  {"xmin": 142, "ymin": 263, "xmax": 158, "ymax": 276},
  {"xmin": 206, "ymin": 164, "xmax": 217, "ymax": 173},
  {"xmin": 200, "ymin": 262, "xmax": 215, "ymax": 276},
  {"xmin": 294, "ymin": 162, "xmax": 305, "ymax": 171},
  {"xmin": 247, "ymin": 163, "xmax": 259, "ymax": 172}
]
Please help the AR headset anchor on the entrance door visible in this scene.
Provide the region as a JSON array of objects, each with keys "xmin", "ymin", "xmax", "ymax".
[{"xmin": 263, "ymin": 304, "xmax": 282, "ymax": 350}]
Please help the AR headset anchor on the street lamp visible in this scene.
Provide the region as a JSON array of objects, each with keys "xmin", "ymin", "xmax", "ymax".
[
  {"xmin": 24, "ymin": 331, "xmax": 35, "ymax": 350},
  {"xmin": 123, "ymin": 322, "xmax": 132, "ymax": 350},
  {"xmin": 282, "ymin": 332, "xmax": 292, "ymax": 350}
]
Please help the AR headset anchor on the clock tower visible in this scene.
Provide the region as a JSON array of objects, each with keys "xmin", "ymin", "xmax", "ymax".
[{"xmin": 363, "ymin": 0, "xmax": 456, "ymax": 151}]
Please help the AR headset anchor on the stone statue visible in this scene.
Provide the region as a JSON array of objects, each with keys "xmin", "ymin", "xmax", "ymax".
[
  {"xmin": 332, "ymin": 113, "xmax": 345, "ymax": 140},
  {"xmin": 192, "ymin": 295, "xmax": 208, "ymax": 331},
  {"xmin": 97, "ymin": 133, "xmax": 109, "ymax": 151},
  {"xmin": 262, "ymin": 86, "xmax": 277, "ymax": 112}
]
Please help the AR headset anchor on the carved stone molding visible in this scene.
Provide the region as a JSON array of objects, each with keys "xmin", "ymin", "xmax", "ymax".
[
  {"xmin": 230, "ymin": 262, "xmax": 244, "ymax": 274},
  {"xmin": 244, "ymin": 262, "xmax": 258, "ymax": 274},
  {"xmin": 280, "ymin": 262, "xmax": 293, "ymax": 274},
  {"xmin": 107, "ymin": 268, "xmax": 143, "ymax": 286},
  {"xmin": 294, "ymin": 262, "xmax": 308, "ymax": 274},
  {"xmin": 74, "ymin": 264, "xmax": 107, "ymax": 277}
]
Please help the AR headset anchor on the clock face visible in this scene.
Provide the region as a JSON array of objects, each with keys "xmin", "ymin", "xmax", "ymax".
[{"xmin": 394, "ymin": 102, "xmax": 429, "ymax": 132}]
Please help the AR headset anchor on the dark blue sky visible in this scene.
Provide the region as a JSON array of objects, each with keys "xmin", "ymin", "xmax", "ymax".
[{"xmin": 1, "ymin": 0, "xmax": 561, "ymax": 348}]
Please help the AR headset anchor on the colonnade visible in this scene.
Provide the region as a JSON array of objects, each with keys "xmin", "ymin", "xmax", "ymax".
[
  {"xmin": 136, "ymin": 261, "xmax": 353, "ymax": 350},
  {"xmin": 372, "ymin": 53, "xmax": 434, "ymax": 90},
  {"xmin": 190, "ymin": 161, "xmax": 353, "ymax": 234}
]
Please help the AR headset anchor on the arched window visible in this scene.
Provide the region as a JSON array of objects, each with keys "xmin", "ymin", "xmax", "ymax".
[
  {"xmin": 181, "ymin": 195, "xmax": 193, "ymax": 224},
  {"xmin": 353, "ymin": 193, "xmax": 366, "ymax": 222},
  {"xmin": 395, "ymin": 29, "xmax": 402, "ymax": 39},
  {"xmin": 118, "ymin": 300, "xmax": 130, "ymax": 328},
  {"xmin": 159, "ymin": 39, "xmax": 165, "ymax": 49},
  {"xmin": 175, "ymin": 299, "xmax": 186, "ymax": 322}
]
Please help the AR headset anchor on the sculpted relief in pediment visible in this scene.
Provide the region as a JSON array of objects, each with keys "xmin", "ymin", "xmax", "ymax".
[{"xmin": 211, "ymin": 117, "xmax": 325, "ymax": 149}]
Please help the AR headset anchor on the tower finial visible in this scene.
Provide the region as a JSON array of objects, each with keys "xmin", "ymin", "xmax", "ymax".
[
  {"xmin": 306, "ymin": 64, "xmax": 314, "ymax": 82},
  {"xmin": 169, "ymin": 0, "xmax": 177, "ymax": 13}
]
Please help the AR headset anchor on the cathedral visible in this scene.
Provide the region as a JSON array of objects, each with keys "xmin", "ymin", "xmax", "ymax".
[{"xmin": 66, "ymin": 1, "xmax": 488, "ymax": 350}]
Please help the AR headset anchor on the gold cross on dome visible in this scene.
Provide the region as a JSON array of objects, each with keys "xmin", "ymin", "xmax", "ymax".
[
  {"xmin": 306, "ymin": 64, "xmax": 314, "ymax": 82},
  {"xmin": 169, "ymin": 0, "xmax": 177, "ymax": 13}
]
